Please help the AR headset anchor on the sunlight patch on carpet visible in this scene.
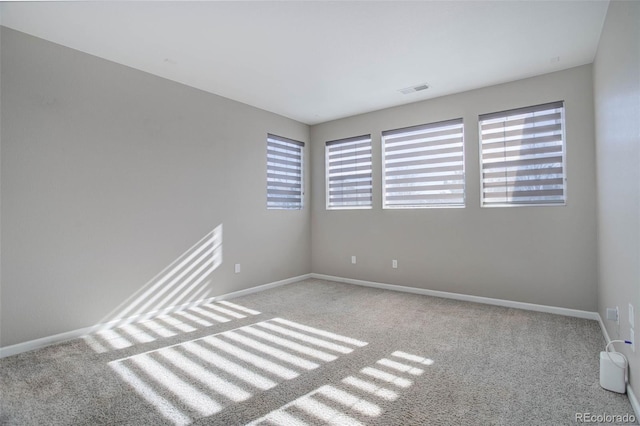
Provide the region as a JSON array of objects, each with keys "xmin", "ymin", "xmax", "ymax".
[
  {"xmin": 248, "ymin": 350, "xmax": 433, "ymax": 425},
  {"xmin": 109, "ymin": 317, "xmax": 368, "ymax": 425}
]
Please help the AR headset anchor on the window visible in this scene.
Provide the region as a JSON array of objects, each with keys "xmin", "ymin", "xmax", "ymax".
[
  {"xmin": 479, "ymin": 101, "xmax": 566, "ymax": 207},
  {"xmin": 326, "ymin": 135, "xmax": 372, "ymax": 209},
  {"xmin": 382, "ymin": 118, "xmax": 465, "ymax": 208},
  {"xmin": 267, "ymin": 134, "xmax": 304, "ymax": 209}
]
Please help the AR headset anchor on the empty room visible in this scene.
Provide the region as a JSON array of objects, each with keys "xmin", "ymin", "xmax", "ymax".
[{"xmin": 0, "ymin": 1, "xmax": 638, "ymax": 425}]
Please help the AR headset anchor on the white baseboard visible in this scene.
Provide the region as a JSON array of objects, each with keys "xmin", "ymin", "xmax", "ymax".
[
  {"xmin": 0, "ymin": 325, "xmax": 100, "ymax": 360},
  {"xmin": 597, "ymin": 313, "xmax": 612, "ymax": 343},
  {"xmin": 629, "ymin": 385, "xmax": 640, "ymax": 420},
  {"xmin": 3, "ymin": 271, "xmax": 635, "ymax": 416},
  {"xmin": 313, "ymin": 274, "xmax": 638, "ymax": 416},
  {"xmin": 596, "ymin": 312, "xmax": 639, "ymax": 418},
  {"xmin": 212, "ymin": 274, "xmax": 311, "ymax": 302},
  {"xmin": 0, "ymin": 273, "xmax": 311, "ymax": 359},
  {"xmin": 310, "ymin": 273, "xmax": 599, "ymax": 320}
]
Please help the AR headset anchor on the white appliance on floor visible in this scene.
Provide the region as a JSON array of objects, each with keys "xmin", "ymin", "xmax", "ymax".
[{"xmin": 599, "ymin": 340, "xmax": 632, "ymax": 394}]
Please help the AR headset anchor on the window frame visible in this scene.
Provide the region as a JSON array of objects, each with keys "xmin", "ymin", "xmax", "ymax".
[
  {"xmin": 325, "ymin": 134, "xmax": 373, "ymax": 210},
  {"xmin": 266, "ymin": 133, "xmax": 304, "ymax": 210},
  {"xmin": 478, "ymin": 101, "xmax": 567, "ymax": 208},
  {"xmin": 381, "ymin": 118, "xmax": 466, "ymax": 209}
]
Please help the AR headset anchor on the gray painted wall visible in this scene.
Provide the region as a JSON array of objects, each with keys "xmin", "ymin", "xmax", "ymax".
[
  {"xmin": 0, "ymin": 19, "xmax": 3, "ymax": 341},
  {"xmin": 0, "ymin": 27, "xmax": 310, "ymax": 347},
  {"xmin": 594, "ymin": 0, "xmax": 640, "ymax": 399},
  {"xmin": 2, "ymin": 16, "xmax": 624, "ymax": 357},
  {"xmin": 311, "ymin": 65, "xmax": 598, "ymax": 311}
]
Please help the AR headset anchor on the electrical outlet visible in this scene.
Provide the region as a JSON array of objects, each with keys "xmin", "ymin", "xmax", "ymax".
[
  {"xmin": 392, "ymin": 259, "xmax": 398, "ymax": 269},
  {"xmin": 631, "ymin": 328, "xmax": 635, "ymax": 353},
  {"xmin": 234, "ymin": 263, "xmax": 241, "ymax": 273},
  {"xmin": 606, "ymin": 307, "xmax": 619, "ymax": 322},
  {"xmin": 351, "ymin": 256, "xmax": 356, "ymax": 264},
  {"xmin": 630, "ymin": 304, "xmax": 635, "ymax": 327}
]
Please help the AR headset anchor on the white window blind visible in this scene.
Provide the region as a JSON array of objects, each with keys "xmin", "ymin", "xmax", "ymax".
[
  {"xmin": 267, "ymin": 134, "xmax": 304, "ymax": 209},
  {"xmin": 326, "ymin": 135, "xmax": 372, "ymax": 209},
  {"xmin": 382, "ymin": 118, "xmax": 465, "ymax": 208},
  {"xmin": 479, "ymin": 101, "xmax": 565, "ymax": 206}
]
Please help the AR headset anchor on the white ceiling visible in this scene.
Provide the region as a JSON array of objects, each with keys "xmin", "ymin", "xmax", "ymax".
[{"xmin": 0, "ymin": 1, "xmax": 609, "ymax": 125}]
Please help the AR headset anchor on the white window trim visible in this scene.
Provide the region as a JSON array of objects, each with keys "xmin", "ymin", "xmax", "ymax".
[
  {"xmin": 478, "ymin": 101, "xmax": 567, "ymax": 208},
  {"xmin": 325, "ymin": 135, "xmax": 373, "ymax": 210},
  {"xmin": 382, "ymin": 118, "xmax": 466, "ymax": 209},
  {"xmin": 267, "ymin": 134, "xmax": 304, "ymax": 210}
]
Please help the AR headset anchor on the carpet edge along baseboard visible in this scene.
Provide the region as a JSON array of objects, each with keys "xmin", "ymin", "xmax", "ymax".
[{"xmin": 1, "ymin": 273, "xmax": 598, "ymax": 358}]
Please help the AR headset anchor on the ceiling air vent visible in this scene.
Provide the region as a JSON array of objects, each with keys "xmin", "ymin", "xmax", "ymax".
[{"xmin": 399, "ymin": 84, "xmax": 429, "ymax": 95}]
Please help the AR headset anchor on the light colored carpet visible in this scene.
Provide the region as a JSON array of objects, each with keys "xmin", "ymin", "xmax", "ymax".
[{"xmin": 0, "ymin": 279, "xmax": 636, "ymax": 425}]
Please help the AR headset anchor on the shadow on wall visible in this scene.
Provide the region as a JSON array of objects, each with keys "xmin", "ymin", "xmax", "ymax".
[
  {"xmin": 77, "ymin": 223, "xmax": 433, "ymax": 425},
  {"xmin": 83, "ymin": 224, "xmax": 224, "ymax": 351},
  {"xmin": 76, "ymin": 227, "xmax": 434, "ymax": 425}
]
